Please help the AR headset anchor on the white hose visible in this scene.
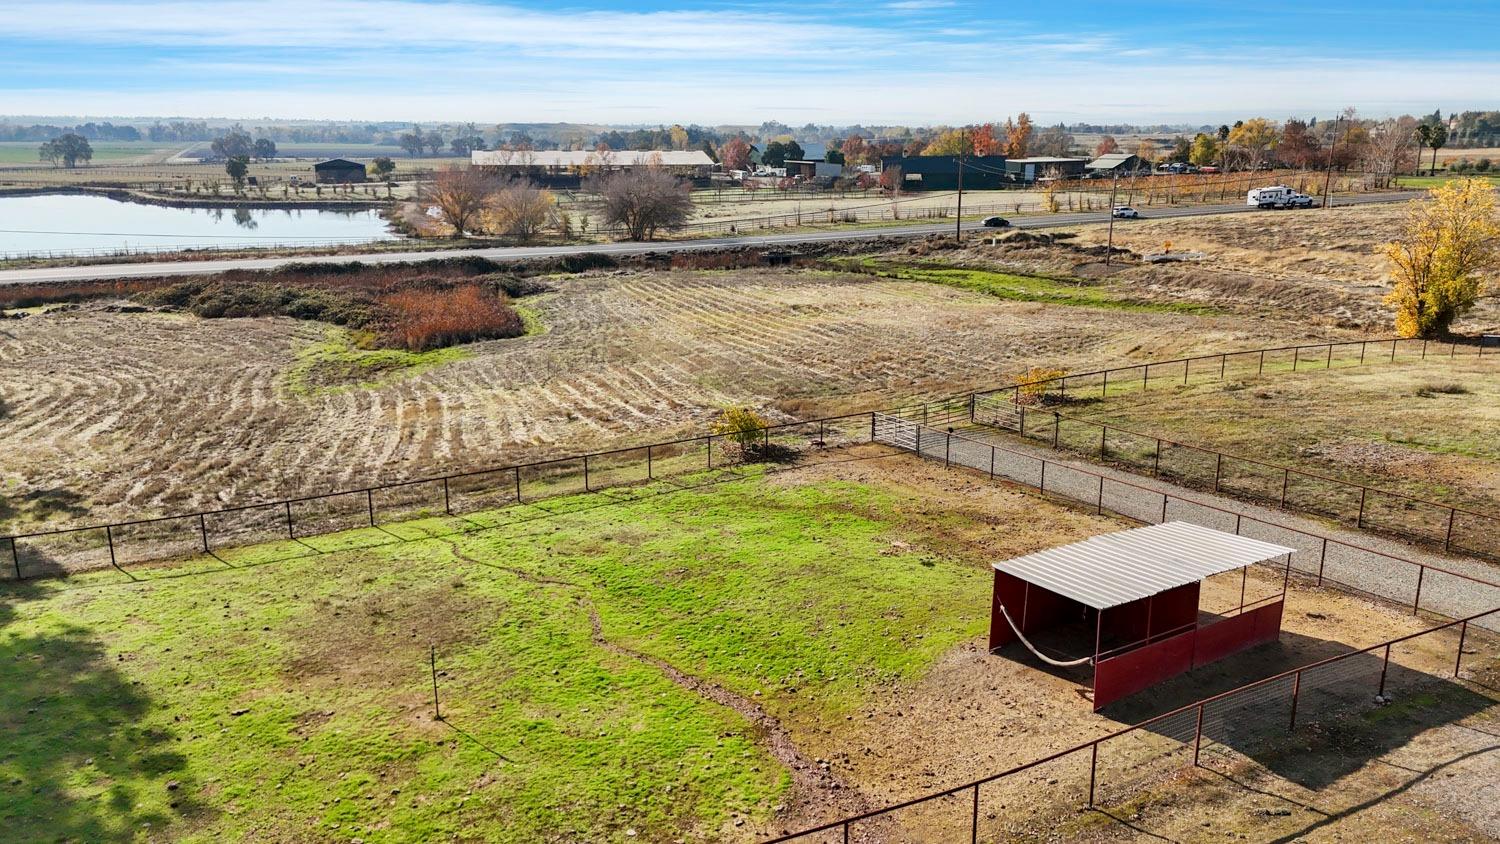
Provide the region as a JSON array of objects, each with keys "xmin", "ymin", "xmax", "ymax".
[{"xmin": 998, "ymin": 603, "xmax": 1094, "ymax": 667}]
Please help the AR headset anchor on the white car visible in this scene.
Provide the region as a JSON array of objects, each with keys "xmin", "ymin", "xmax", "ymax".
[
  {"xmin": 1287, "ymin": 193, "xmax": 1316, "ymax": 208},
  {"xmin": 1111, "ymin": 206, "xmax": 1140, "ymax": 219}
]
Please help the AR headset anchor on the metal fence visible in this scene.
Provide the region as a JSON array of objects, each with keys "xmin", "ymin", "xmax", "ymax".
[
  {"xmin": 968, "ymin": 336, "xmax": 1498, "ymax": 559},
  {"xmin": 870, "ymin": 414, "xmax": 1500, "ymax": 629},
  {"xmin": 1, "ymin": 413, "xmax": 878, "ymax": 581},
  {"xmin": 754, "ymin": 413, "xmax": 1500, "ymax": 842},
  {"xmin": 766, "ymin": 602, "xmax": 1498, "ymax": 842},
  {"xmin": 5, "ymin": 335, "xmax": 1491, "ymax": 583}
]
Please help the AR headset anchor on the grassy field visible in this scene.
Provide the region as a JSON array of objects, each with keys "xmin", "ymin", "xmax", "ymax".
[
  {"xmin": 0, "ymin": 141, "xmax": 184, "ymax": 166},
  {"xmin": 1396, "ymin": 173, "xmax": 1500, "ymax": 189},
  {"xmin": 4, "ymin": 446, "xmax": 1495, "ymax": 843},
  {"xmin": 0, "ymin": 453, "xmax": 1096, "ymax": 842},
  {"xmin": 1064, "ymin": 357, "xmax": 1500, "ymax": 512}
]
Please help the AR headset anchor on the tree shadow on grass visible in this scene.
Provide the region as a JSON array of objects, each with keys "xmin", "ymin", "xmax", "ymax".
[{"xmin": 0, "ymin": 585, "xmax": 212, "ymax": 842}]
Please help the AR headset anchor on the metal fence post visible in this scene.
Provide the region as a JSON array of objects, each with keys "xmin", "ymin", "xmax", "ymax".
[
  {"xmin": 1422, "ymin": 339, "xmax": 1427, "ymax": 359},
  {"xmin": 989, "ymin": 446, "xmax": 996, "ymax": 480},
  {"xmin": 1192, "ymin": 703, "xmax": 1205, "ymax": 766},
  {"xmin": 1444, "ymin": 508, "xmax": 1455, "ymax": 553},
  {"xmin": 870, "ymin": 411, "xmax": 876, "ymax": 442},
  {"xmin": 1153, "ymin": 439, "xmax": 1162, "ymax": 476},
  {"xmin": 199, "ymin": 513, "xmax": 211, "ymax": 553},
  {"xmin": 1377, "ymin": 643, "xmax": 1391, "ymax": 697},
  {"xmin": 1413, "ymin": 566, "xmax": 1425, "ymax": 615},
  {"xmin": 514, "ymin": 466, "xmax": 523, "ymax": 503},
  {"xmin": 1360, "ymin": 341, "xmax": 1367, "ymax": 364},
  {"xmin": 1101, "ymin": 369, "xmax": 1108, "ymax": 397},
  {"xmin": 1213, "ymin": 453, "xmax": 1223, "ymax": 492},
  {"xmin": 1160, "ymin": 494, "xmax": 1168, "ymax": 523},
  {"xmin": 1088, "ymin": 743, "xmax": 1099, "ymax": 808},
  {"xmin": 1455, "ymin": 620, "xmax": 1469, "ymax": 677},
  {"xmin": 707, "ymin": 434, "xmax": 713, "ymax": 469},
  {"xmin": 367, "ymin": 489, "xmax": 376, "ymax": 526},
  {"xmin": 945, "ymin": 432, "xmax": 951, "ymax": 468},
  {"xmin": 1258, "ymin": 350, "xmax": 1265, "ymax": 375},
  {"xmin": 1142, "ymin": 364, "xmax": 1148, "ymax": 391},
  {"xmin": 1390, "ymin": 339, "xmax": 1397, "ymax": 362},
  {"xmin": 1219, "ymin": 353, "xmax": 1227, "ymax": 380},
  {"xmin": 971, "ymin": 782, "xmax": 980, "ymax": 843},
  {"xmin": 1280, "ymin": 469, "xmax": 1290, "ymax": 507},
  {"xmin": 1099, "ymin": 425, "xmax": 1107, "ymax": 458},
  {"xmin": 1183, "ymin": 359, "xmax": 1189, "ymax": 384},
  {"xmin": 1292, "ymin": 349, "xmax": 1299, "ymax": 372},
  {"xmin": 1356, "ymin": 487, "xmax": 1367, "ymax": 529},
  {"xmin": 1326, "ymin": 344, "xmax": 1333, "ymax": 368},
  {"xmin": 1097, "ymin": 476, "xmax": 1105, "ymax": 515},
  {"xmin": 1053, "ymin": 413, "xmax": 1060, "ymax": 449},
  {"xmin": 442, "ymin": 477, "xmax": 452, "ymax": 515},
  {"xmin": 647, "ymin": 445, "xmax": 654, "ymax": 480},
  {"xmin": 1288, "ymin": 670, "xmax": 1302, "ymax": 729},
  {"xmin": 10, "ymin": 536, "xmax": 21, "ymax": 579},
  {"xmin": 285, "ymin": 501, "xmax": 295, "ymax": 539},
  {"xmin": 583, "ymin": 455, "xmax": 591, "ymax": 491}
]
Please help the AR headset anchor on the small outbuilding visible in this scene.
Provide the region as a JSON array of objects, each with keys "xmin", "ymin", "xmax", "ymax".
[
  {"xmin": 989, "ymin": 521, "xmax": 1295, "ymax": 710},
  {"xmin": 1004, "ymin": 156, "xmax": 1089, "ymax": 182},
  {"xmin": 784, "ymin": 159, "xmax": 844, "ymax": 180},
  {"xmin": 1086, "ymin": 152, "xmax": 1152, "ymax": 176},
  {"xmin": 313, "ymin": 158, "xmax": 367, "ymax": 184}
]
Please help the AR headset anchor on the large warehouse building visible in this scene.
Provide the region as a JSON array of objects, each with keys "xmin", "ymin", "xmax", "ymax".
[
  {"xmin": 877, "ymin": 154, "xmax": 1008, "ymax": 191},
  {"xmin": 471, "ymin": 149, "xmax": 715, "ymax": 186}
]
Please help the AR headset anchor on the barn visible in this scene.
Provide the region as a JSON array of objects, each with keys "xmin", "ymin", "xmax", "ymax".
[
  {"xmin": 988, "ymin": 521, "xmax": 1295, "ymax": 710},
  {"xmin": 313, "ymin": 158, "xmax": 367, "ymax": 184}
]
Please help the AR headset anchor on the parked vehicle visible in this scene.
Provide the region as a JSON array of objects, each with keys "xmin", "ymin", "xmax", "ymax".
[
  {"xmin": 1247, "ymin": 185, "xmax": 1300, "ymax": 209},
  {"xmin": 1287, "ymin": 192, "xmax": 1316, "ymax": 208},
  {"xmin": 1111, "ymin": 205, "xmax": 1140, "ymax": 219},
  {"xmin": 1199, "ymin": 166, "xmax": 1220, "ymax": 174},
  {"xmin": 980, "ymin": 216, "xmax": 1011, "ymax": 228}
]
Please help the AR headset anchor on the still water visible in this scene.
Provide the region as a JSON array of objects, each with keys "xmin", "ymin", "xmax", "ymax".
[{"xmin": 0, "ymin": 193, "xmax": 398, "ymax": 257}]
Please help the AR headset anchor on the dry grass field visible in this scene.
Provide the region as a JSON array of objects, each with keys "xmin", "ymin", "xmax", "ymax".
[{"xmin": 0, "ymin": 262, "xmax": 1343, "ymax": 535}]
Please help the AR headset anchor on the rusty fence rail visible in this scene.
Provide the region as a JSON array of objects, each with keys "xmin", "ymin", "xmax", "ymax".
[
  {"xmin": 764, "ymin": 601, "xmax": 1499, "ymax": 843},
  {"xmin": 964, "ymin": 335, "xmax": 1496, "ymax": 556},
  {"xmin": 872, "ymin": 415, "xmax": 1500, "ymax": 627},
  {"xmin": 3, "ymin": 335, "xmax": 1491, "ymax": 582},
  {"xmin": 765, "ymin": 414, "xmax": 1500, "ymax": 842},
  {"xmin": 0, "ymin": 412, "xmax": 879, "ymax": 581},
  {"xmin": 986, "ymin": 402, "xmax": 1500, "ymax": 562}
]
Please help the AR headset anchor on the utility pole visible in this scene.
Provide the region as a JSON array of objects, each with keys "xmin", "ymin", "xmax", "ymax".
[
  {"xmin": 1322, "ymin": 114, "xmax": 1342, "ymax": 210},
  {"xmin": 955, "ymin": 129, "xmax": 966, "ymax": 243},
  {"xmin": 1105, "ymin": 171, "xmax": 1119, "ymax": 266}
]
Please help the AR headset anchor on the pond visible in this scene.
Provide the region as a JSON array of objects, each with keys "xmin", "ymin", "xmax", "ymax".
[{"xmin": 0, "ymin": 193, "xmax": 399, "ymax": 258}]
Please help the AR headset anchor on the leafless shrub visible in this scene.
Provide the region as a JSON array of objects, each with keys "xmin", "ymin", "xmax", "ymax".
[
  {"xmin": 588, "ymin": 167, "xmax": 693, "ymax": 241},
  {"xmin": 421, "ymin": 167, "xmax": 497, "ymax": 238},
  {"xmin": 484, "ymin": 181, "xmax": 557, "ymax": 244}
]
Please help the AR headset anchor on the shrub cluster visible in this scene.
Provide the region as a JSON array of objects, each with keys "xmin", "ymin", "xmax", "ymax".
[{"xmin": 378, "ymin": 285, "xmax": 525, "ymax": 351}]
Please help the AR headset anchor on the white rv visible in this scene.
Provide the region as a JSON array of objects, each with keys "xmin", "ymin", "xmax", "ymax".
[{"xmin": 1246, "ymin": 185, "xmax": 1312, "ymax": 209}]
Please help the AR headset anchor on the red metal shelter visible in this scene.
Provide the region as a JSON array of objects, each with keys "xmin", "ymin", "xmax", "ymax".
[{"xmin": 988, "ymin": 521, "xmax": 1296, "ymax": 710}]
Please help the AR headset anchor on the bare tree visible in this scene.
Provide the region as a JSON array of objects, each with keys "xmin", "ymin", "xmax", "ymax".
[
  {"xmin": 421, "ymin": 167, "xmax": 497, "ymax": 238},
  {"xmin": 588, "ymin": 166, "xmax": 693, "ymax": 241},
  {"xmin": 1362, "ymin": 116, "xmax": 1419, "ymax": 188},
  {"xmin": 485, "ymin": 181, "xmax": 557, "ymax": 243}
]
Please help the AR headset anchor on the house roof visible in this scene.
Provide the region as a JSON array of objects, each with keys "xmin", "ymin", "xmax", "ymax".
[
  {"xmin": 992, "ymin": 522, "xmax": 1296, "ymax": 611},
  {"xmin": 313, "ymin": 158, "xmax": 364, "ymax": 169},
  {"xmin": 471, "ymin": 150, "xmax": 713, "ymax": 167}
]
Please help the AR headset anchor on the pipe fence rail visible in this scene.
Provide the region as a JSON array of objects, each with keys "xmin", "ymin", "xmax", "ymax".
[
  {"xmin": 4, "ymin": 335, "xmax": 1491, "ymax": 583},
  {"xmin": 764, "ymin": 603, "xmax": 1498, "ymax": 843},
  {"xmin": 966, "ymin": 335, "xmax": 1496, "ymax": 558}
]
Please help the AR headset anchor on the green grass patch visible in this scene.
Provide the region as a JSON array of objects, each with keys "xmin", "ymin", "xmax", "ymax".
[
  {"xmin": 842, "ymin": 259, "xmax": 1218, "ymax": 314},
  {"xmin": 285, "ymin": 328, "xmax": 469, "ymax": 394},
  {"xmin": 1, "ymin": 470, "xmax": 995, "ymax": 842},
  {"xmin": 512, "ymin": 300, "xmax": 547, "ymax": 336}
]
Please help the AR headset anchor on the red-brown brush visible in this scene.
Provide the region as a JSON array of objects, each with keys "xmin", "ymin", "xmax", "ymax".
[{"xmin": 378, "ymin": 284, "xmax": 524, "ymax": 351}]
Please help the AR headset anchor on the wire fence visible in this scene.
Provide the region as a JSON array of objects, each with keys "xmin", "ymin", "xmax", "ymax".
[
  {"xmin": 765, "ymin": 600, "xmax": 1498, "ymax": 842},
  {"xmin": 4, "ymin": 335, "xmax": 1492, "ymax": 584},
  {"xmin": 1, "ymin": 414, "xmax": 878, "ymax": 581},
  {"xmin": 760, "ymin": 411, "xmax": 1500, "ymax": 842},
  {"xmin": 966, "ymin": 336, "xmax": 1499, "ymax": 561}
]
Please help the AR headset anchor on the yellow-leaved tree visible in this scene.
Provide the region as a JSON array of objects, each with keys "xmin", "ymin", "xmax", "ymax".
[{"xmin": 1382, "ymin": 179, "xmax": 1499, "ymax": 337}]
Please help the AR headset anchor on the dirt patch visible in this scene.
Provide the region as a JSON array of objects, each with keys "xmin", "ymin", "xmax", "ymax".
[{"xmin": 284, "ymin": 577, "xmax": 493, "ymax": 687}]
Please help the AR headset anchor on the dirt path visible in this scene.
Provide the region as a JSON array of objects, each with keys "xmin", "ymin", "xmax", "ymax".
[{"xmin": 437, "ymin": 537, "xmax": 883, "ymax": 840}]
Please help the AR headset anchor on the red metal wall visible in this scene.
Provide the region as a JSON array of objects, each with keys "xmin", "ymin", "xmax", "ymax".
[
  {"xmin": 1101, "ymin": 582, "xmax": 1200, "ymax": 644},
  {"xmin": 1092, "ymin": 628, "xmax": 1195, "ymax": 710},
  {"xmin": 989, "ymin": 570, "xmax": 1083, "ymax": 650},
  {"xmin": 1192, "ymin": 600, "xmax": 1284, "ymax": 668}
]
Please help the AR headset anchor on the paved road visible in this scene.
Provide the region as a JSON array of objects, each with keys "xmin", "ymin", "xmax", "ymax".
[{"xmin": 0, "ymin": 192, "xmax": 1415, "ymax": 285}]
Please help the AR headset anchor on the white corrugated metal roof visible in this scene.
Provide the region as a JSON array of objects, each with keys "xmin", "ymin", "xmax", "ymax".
[
  {"xmin": 992, "ymin": 522, "xmax": 1295, "ymax": 610},
  {"xmin": 471, "ymin": 150, "xmax": 713, "ymax": 167}
]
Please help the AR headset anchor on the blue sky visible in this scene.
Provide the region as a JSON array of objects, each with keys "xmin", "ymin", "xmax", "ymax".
[{"xmin": 2, "ymin": 0, "xmax": 1497, "ymax": 125}]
